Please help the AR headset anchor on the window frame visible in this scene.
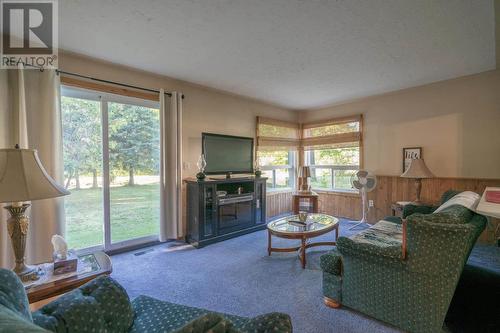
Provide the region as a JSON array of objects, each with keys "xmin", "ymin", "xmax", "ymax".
[
  {"xmin": 305, "ymin": 150, "xmax": 359, "ymax": 192},
  {"xmin": 259, "ymin": 150, "xmax": 296, "ymax": 191}
]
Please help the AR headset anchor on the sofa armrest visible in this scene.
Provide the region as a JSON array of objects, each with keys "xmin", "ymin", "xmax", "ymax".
[
  {"xmin": 337, "ymin": 236, "xmax": 405, "ymax": 262},
  {"xmin": 320, "ymin": 249, "xmax": 342, "ymax": 275},
  {"xmin": 402, "ymin": 204, "xmax": 438, "ymax": 218},
  {"xmin": 33, "ymin": 276, "xmax": 134, "ymax": 333}
]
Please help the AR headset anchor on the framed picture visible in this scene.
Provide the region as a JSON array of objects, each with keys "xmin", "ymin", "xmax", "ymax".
[{"xmin": 402, "ymin": 147, "xmax": 422, "ymax": 172}]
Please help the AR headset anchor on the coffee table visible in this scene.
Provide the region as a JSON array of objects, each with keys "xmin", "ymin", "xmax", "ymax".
[{"xmin": 267, "ymin": 214, "xmax": 339, "ymax": 269}]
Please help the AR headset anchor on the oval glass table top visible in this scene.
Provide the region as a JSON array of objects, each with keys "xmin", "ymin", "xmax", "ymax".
[{"xmin": 267, "ymin": 213, "xmax": 339, "ymax": 236}]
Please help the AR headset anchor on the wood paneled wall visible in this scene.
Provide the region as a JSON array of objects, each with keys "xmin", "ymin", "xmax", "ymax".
[
  {"xmin": 266, "ymin": 191, "xmax": 293, "ymax": 218},
  {"xmin": 365, "ymin": 176, "xmax": 500, "ymax": 222},
  {"xmin": 265, "ymin": 176, "xmax": 500, "ymax": 243}
]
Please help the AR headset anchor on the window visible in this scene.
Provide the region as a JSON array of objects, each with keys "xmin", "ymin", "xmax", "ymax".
[
  {"xmin": 303, "ymin": 115, "xmax": 362, "ymax": 192},
  {"xmin": 306, "ymin": 146, "xmax": 359, "ymax": 191},
  {"xmin": 258, "ymin": 150, "xmax": 296, "ymax": 190},
  {"xmin": 62, "ymin": 86, "xmax": 160, "ymax": 251},
  {"xmin": 255, "ymin": 115, "xmax": 363, "ymax": 192},
  {"xmin": 256, "ymin": 117, "xmax": 300, "ymax": 191}
]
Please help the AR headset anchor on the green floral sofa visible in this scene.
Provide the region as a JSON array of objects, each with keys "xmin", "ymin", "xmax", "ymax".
[
  {"xmin": 0, "ymin": 269, "xmax": 292, "ymax": 333},
  {"xmin": 320, "ymin": 190, "xmax": 486, "ymax": 333}
]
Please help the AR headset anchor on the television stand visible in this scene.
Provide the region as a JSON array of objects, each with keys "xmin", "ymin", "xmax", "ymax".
[{"xmin": 185, "ymin": 177, "xmax": 267, "ymax": 248}]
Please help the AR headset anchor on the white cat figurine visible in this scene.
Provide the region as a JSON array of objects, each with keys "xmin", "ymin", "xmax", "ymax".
[{"xmin": 51, "ymin": 235, "xmax": 68, "ymax": 260}]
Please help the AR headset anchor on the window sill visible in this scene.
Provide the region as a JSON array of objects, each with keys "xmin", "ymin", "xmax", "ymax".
[
  {"xmin": 267, "ymin": 188, "xmax": 294, "ymax": 194},
  {"xmin": 313, "ymin": 188, "xmax": 360, "ymax": 197}
]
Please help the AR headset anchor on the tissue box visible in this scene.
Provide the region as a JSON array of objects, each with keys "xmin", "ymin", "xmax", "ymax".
[{"xmin": 53, "ymin": 252, "xmax": 78, "ymax": 275}]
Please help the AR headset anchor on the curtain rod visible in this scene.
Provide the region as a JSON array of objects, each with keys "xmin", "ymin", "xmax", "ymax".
[
  {"xmin": 56, "ymin": 70, "xmax": 184, "ymax": 99},
  {"xmin": 18, "ymin": 62, "xmax": 184, "ymax": 99}
]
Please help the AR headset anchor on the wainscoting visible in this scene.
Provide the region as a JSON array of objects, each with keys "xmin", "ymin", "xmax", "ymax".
[
  {"xmin": 266, "ymin": 191, "xmax": 293, "ymax": 218},
  {"xmin": 264, "ymin": 176, "xmax": 500, "ymax": 243}
]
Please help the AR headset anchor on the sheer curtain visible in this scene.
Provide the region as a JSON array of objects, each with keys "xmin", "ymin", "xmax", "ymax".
[
  {"xmin": 0, "ymin": 67, "xmax": 65, "ymax": 268},
  {"xmin": 159, "ymin": 90, "xmax": 184, "ymax": 241}
]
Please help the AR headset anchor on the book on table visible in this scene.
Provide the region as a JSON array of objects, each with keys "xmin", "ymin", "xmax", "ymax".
[{"xmin": 485, "ymin": 190, "xmax": 500, "ymax": 204}]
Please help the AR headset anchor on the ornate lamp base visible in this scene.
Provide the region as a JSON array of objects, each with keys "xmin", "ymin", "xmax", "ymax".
[
  {"xmin": 4, "ymin": 203, "xmax": 40, "ymax": 282},
  {"xmin": 14, "ymin": 264, "xmax": 39, "ymax": 282}
]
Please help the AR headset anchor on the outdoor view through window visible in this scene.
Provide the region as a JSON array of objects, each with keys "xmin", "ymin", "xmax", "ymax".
[{"xmin": 61, "ymin": 87, "xmax": 160, "ymax": 250}]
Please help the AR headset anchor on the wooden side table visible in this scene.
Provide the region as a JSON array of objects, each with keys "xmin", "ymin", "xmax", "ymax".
[
  {"xmin": 391, "ymin": 202, "xmax": 406, "ymax": 218},
  {"xmin": 26, "ymin": 251, "xmax": 112, "ymax": 309},
  {"xmin": 293, "ymin": 192, "xmax": 319, "ymax": 214}
]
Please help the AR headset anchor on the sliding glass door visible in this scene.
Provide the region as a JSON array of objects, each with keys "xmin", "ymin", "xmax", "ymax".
[
  {"xmin": 62, "ymin": 86, "xmax": 160, "ymax": 251},
  {"xmin": 107, "ymin": 101, "xmax": 160, "ymax": 244}
]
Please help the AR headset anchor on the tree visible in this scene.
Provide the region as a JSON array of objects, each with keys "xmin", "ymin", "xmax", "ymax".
[
  {"xmin": 108, "ymin": 103, "xmax": 159, "ymax": 186},
  {"xmin": 62, "ymin": 97, "xmax": 102, "ymax": 189}
]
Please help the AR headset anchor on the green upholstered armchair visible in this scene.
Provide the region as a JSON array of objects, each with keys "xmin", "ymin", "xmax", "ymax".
[
  {"xmin": 320, "ymin": 190, "xmax": 486, "ymax": 333},
  {"xmin": 0, "ymin": 269, "xmax": 292, "ymax": 333}
]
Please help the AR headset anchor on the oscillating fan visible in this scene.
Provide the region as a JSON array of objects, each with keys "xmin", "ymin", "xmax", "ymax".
[{"xmin": 349, "ymin": 170, "xmax": 377, "ymax": 230}]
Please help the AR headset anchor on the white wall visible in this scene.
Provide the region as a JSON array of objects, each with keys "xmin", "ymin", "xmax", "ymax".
[{"xmin": 299, "ymin": 70, "xmax": 500, "ymax": 178}]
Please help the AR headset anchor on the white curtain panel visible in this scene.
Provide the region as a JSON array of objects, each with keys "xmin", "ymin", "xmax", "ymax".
[
  {"xmin": 159, "ymin": 90, "xmax": 184, "ymax": 241},
  {"xmin": 0, "ymin": 67, "xmax": 65, "ymax": 268}
]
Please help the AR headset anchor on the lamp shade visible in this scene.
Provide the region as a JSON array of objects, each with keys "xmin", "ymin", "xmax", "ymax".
[
  {"xmin": 298, "ymin": 166, "xmax": 311, "ymax": 178},
  {"xmin": 401, "ymin": 158, "xmax": 435, "ymax": 179},
  {"xmin": 0, "ymin": 148, "xmax": 70, "ymax": 203}
]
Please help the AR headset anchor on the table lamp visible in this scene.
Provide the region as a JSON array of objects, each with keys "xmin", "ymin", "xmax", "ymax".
[
  {"xmin": 0, "ymin": 145, "xmax": 70, "ymax": 281},
  {"xmin": 298, "ymin": 166, "xmax": 312, "ymax": 194},
  {"xmin": 400, "ymin": 158, "xmax": 434, "ymax": 204}
]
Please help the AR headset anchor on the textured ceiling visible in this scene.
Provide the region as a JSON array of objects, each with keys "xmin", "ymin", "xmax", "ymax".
[{"xmin": 59, "ymin": 0, "xmax": 496, "ymax": 109}]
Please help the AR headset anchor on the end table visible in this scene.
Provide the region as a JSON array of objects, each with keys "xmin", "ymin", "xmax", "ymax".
[
  {"xmin": 25, "ymin": 251, "xmax": 112, "ymax": 310},
  {"xmin": 293, "ymin": 192, "xmax": 319, "ymax": 214}
]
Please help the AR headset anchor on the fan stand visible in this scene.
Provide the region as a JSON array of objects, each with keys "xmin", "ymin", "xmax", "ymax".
[{"xmin": 349, "ymin": 188, "xmax": 370, "ymax": 230}]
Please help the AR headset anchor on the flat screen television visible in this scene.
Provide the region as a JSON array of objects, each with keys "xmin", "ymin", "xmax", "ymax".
[{"xmin": 202, "ymin": 133, "xmax": 254, "ymax": 175}]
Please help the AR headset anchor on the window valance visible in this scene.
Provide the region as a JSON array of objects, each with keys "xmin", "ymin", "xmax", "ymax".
[
  {"xmin": 256, "ymin": 117, "xmax": 301, "ymax": 151},
  {"xmin": 256, "ymin": 115, "xmax": 362, "ymax": 152}
]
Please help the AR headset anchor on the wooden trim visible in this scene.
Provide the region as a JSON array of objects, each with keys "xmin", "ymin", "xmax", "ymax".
[
  {"xmin": 61, "ymin": 76, "xmax": 159, "ymax": 101},
  {"xmin": 402, "ymin": 219, "xmax": 407, "ymax": 259},
  {"xmin": 314, "ymin": 189, "xmax": 360, "ymax": 197},
  {"xmin": 266, "ymin": 189, "xmax": 294, "ymax": 196}
]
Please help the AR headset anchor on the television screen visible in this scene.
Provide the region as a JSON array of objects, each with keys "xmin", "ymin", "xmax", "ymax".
[{"xmin": 202, "ymin": 133, "xmax": 254, "ymax": 174}]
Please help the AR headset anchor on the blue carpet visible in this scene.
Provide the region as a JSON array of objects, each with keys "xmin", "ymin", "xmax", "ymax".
[
  {"xmin": 111, "ymin": 219, "xmax": 401, "ymax": 333},
  {"xmin": 110, "ymin": 219, "xmax": 500, "ymax": 333}
]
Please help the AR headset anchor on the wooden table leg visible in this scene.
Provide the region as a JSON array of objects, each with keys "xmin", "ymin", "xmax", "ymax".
[
  {"xmin": 293, "ymin": 197, "xmax": 299, "ymax": 214},
  {"xmin": 301, "ymin": 237, "xmax": 306, "ymax": 269},
  {"xmin": 267, "ymin": 229, "xmax": 272, "ymax": 256},
  {"xmin": 312, "ymin": 197, "xmax": 318, "ymax": 213}
]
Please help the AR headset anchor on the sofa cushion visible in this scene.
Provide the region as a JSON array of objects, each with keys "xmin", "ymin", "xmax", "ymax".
[
  {"xmin": 33, "ymin": 275, "xmax": 134, "ymax": 333},
  {"xmin": 0, "ymin": 268, "xmax": 33, "ymax": 322},
  {"xmin": 130, "ymin": 295, "xmax": 292, "ymax": 333},
  {"xmin": 173, "ymin": 313, "xmax": 239, "ymax": 333}
]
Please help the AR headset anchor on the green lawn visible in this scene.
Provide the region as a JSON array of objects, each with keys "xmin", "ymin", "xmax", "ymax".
[{"xmin": 65, "ymin": 184, "xmax": 160, "ymax": 249}]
